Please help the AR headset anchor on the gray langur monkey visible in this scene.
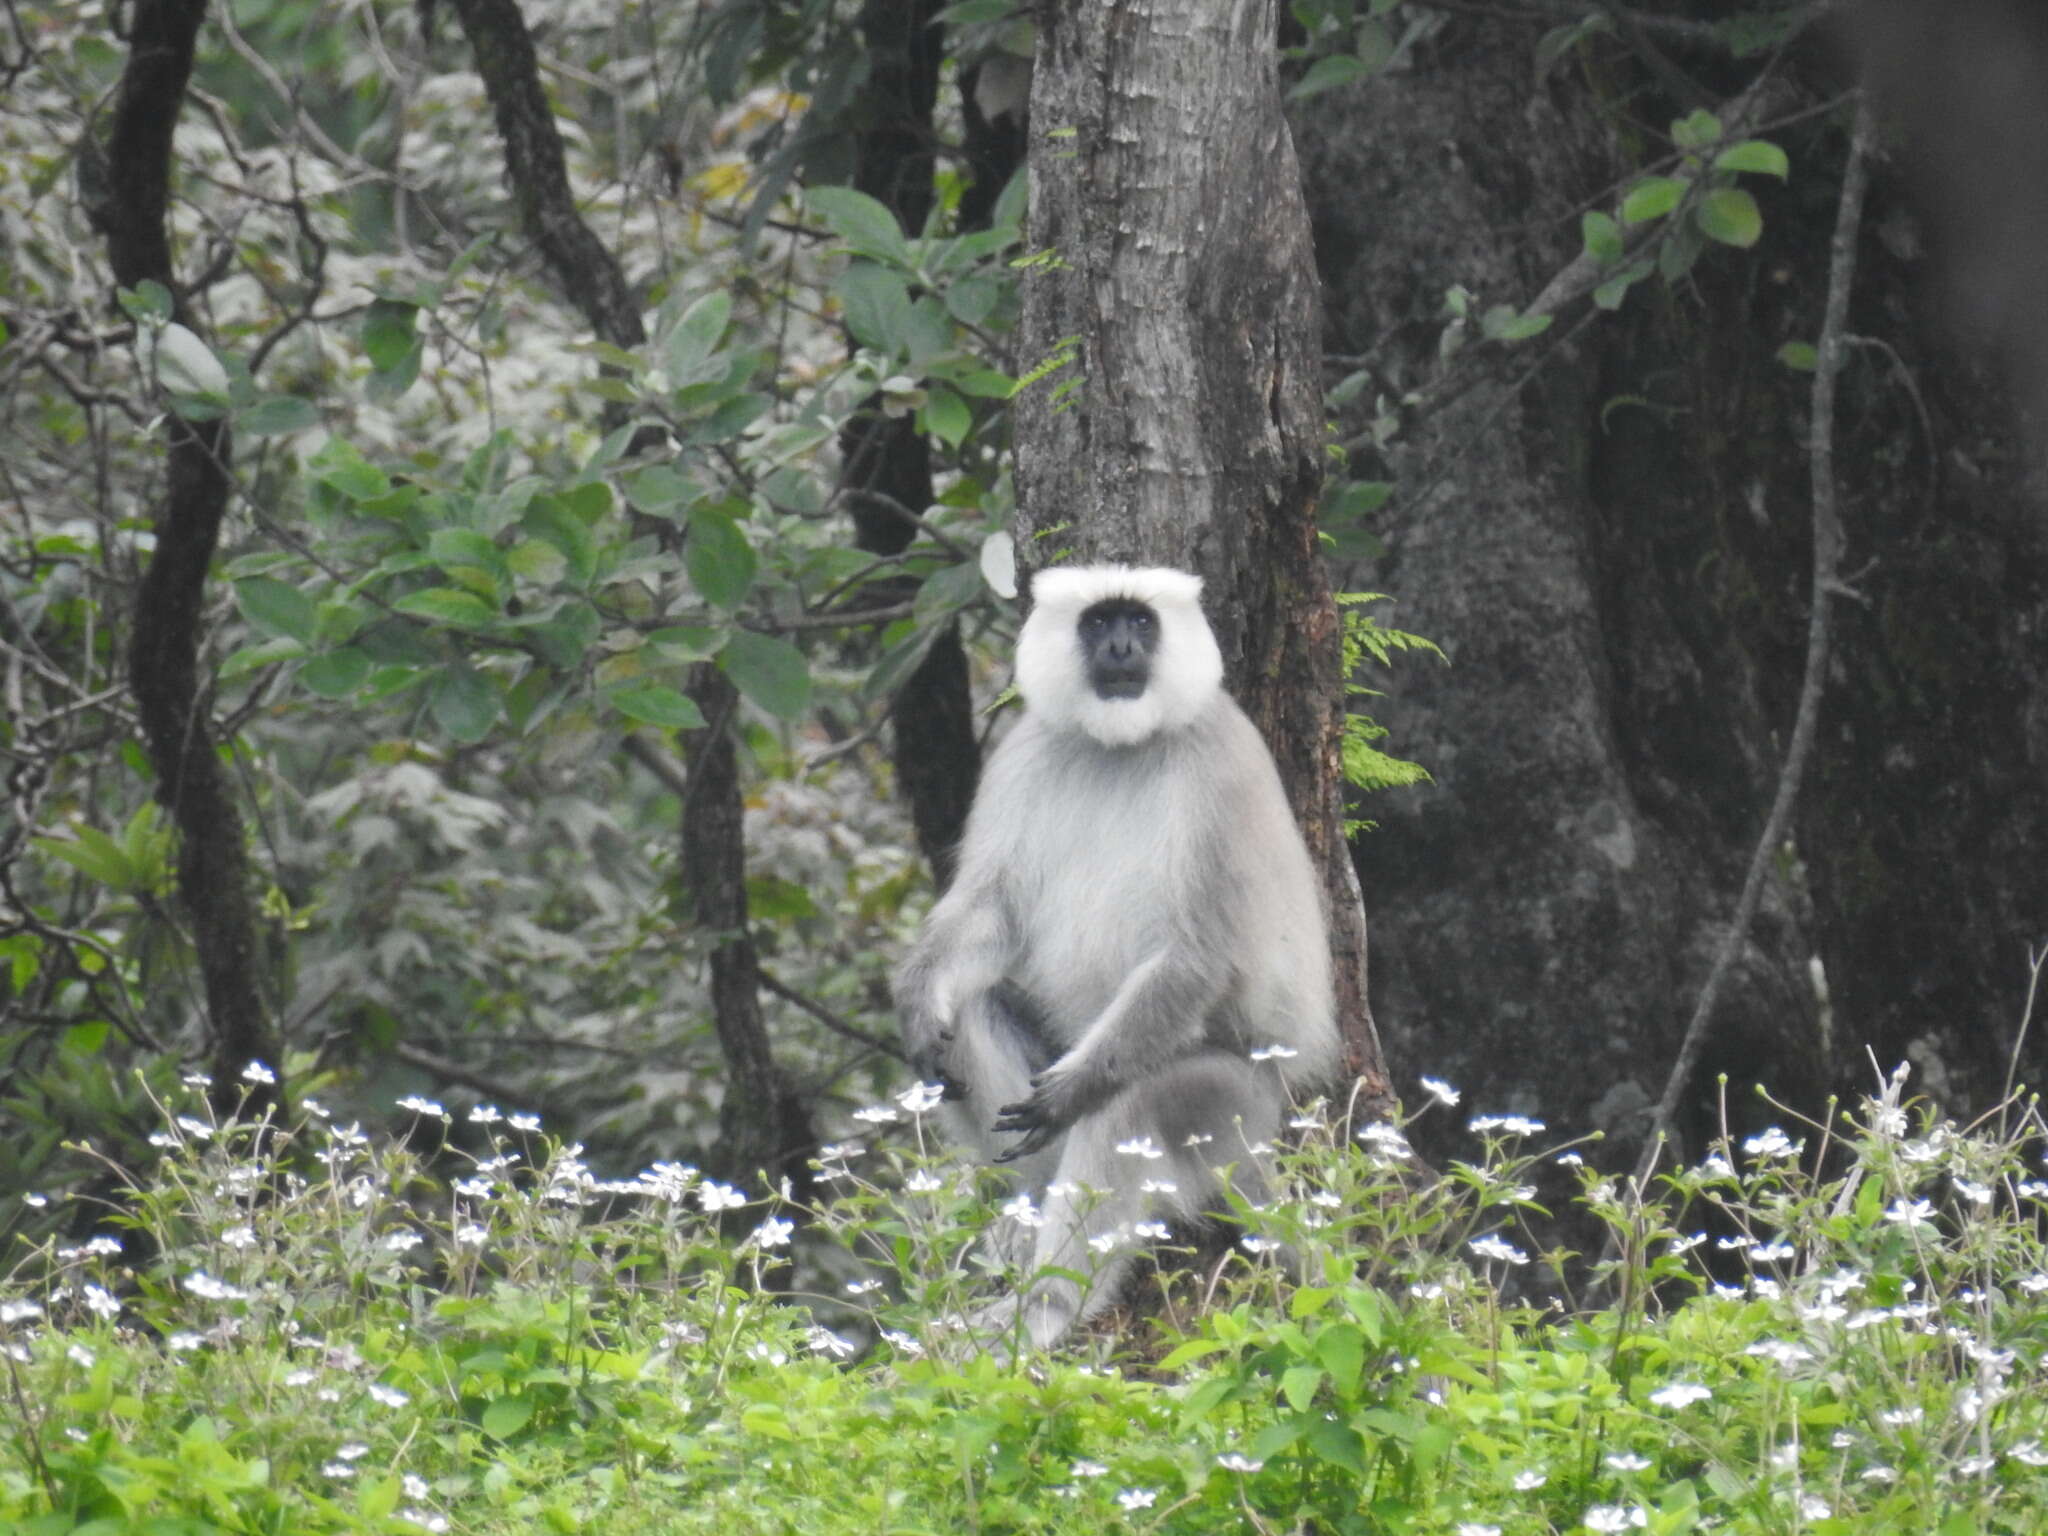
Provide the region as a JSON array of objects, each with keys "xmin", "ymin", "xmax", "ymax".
[{"xmin": 894, "ymin": 564, "xmax": 1341, "ymax": 1349}]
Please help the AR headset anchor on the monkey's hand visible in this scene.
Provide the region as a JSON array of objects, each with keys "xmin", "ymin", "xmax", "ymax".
[
  {"xmin": 991, "ymin": 1062, "xmax": 1111, "ymax": 1162},
  {"xmin": 909, "ymin": 1025, "xmax": 969, "ymax": 1101}
]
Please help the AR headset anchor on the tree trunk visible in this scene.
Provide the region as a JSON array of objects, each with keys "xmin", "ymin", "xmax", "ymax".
[
  {"xmin": 1294, "ymin": 15, "xmax": 2048, "ymax": 1195},
  {"xmin": 84, "ymin": 0, "xmax": 283, "ymax": 1116},
  {"xmin": 1014, "ymin": 0, "xmax": 1392, "ymax": 1112},
  {"xmin": 681, "ymin": 665, "xmax": 816, "ymax": 1193}
]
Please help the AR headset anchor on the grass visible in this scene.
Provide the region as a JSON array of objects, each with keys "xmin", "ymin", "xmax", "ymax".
[{"xmin": 3, "ymin": 1061, "xmax": 2047, "ymax": 1534}]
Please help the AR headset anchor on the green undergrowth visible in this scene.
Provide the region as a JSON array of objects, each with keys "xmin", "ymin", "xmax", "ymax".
[{"xmin": 4, "ymin": 1065, "xmax": 2047, "ymax": 1535}]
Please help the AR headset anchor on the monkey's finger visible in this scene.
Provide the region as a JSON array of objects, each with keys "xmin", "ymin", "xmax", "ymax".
[{"xmin": 994, "ymin": 1124, "xmax": 1056, "ymax": 1162}]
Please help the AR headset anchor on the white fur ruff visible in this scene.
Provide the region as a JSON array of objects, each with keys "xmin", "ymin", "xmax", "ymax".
[{"xmin": 1015, "ymin": 564, "xmax": 1226, "ymax": 745}]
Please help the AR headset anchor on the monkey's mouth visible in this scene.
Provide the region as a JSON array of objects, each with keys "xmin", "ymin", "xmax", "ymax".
[{"xmin": 1093, "ymin": 676, "xmax": 1147, "ymax": 700}]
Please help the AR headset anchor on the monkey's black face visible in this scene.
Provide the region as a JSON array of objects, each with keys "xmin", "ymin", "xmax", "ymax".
[{"xmin": 1077, "ymin": 598, "xmax": 1159, "ymax": 701}]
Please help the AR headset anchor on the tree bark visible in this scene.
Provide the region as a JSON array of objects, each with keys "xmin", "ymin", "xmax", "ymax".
[
  {"xmin": 1294, "ymin": 14, "xmax": 2048, "ymax": 1190},
  {"xmin": 681, "ymin": 665, "xmax": 816, "ymax": 1193},
  {"xmin": 446, "ymin": 0, "xmax": 644, "ymax": 351},
  {"xmin": 83, "ymin": 0, "xmax": 283, "ymax": 1115},
  {"xmin": 1014, "ymin": 0, "xmax": 1391, "ymax": 1111}
]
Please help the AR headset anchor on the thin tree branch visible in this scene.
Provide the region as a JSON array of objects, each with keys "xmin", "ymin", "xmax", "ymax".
[
  {"xmin": 757, "ymin": 967, "xmax": 913, "ymax": 1065},
  {"xmin": 1631, "ymin": 95, "xmax": 1876, "ymax": 1188}
]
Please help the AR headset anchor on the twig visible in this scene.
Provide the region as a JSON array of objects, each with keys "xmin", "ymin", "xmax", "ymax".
[
  {"xmin": 391, "ymin": 1039, "xmax": 540, "ymax": 1112},
  {"xmin": 621, "ymin": 732, "xmax": 690, "ymax": 796},
  {"xmin": 1630, "ymin": 95, "xmax": 1876, "ymax": 1190},
  {"xmin": 757, "ymin": 967, "xmax": 911, "ymax": 1065},
  {"xmin": 2000, "ymin": 944, "xmax": 2046, "ymax": 1125}
]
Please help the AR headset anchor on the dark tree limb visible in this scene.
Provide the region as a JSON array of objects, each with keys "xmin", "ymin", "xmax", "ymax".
[
  {"xmin": 447, "ymin": 0, "xmax": 818, "ymax": 1182},
  {"xmin": 837, "ymin": 0, "xmax": 987, "ymax": 889},
  {"xmin": 1631, "ymin": 96, "xmax": 1877, "ymax": 1190},
  {"xmin": 444, "ymin": 0, "xmax": 645, "ymax": 351},
  {"xmin": 681, "ymin": 664, "xmax": 817, "ymax": 1194},
  {"xmin": 1015, "ymin": 0, "xmax": 1393, "ymax": 1115},
  {"xmin": 81, "ymin": 0, "xmax": 283, "ymax": 1116}
]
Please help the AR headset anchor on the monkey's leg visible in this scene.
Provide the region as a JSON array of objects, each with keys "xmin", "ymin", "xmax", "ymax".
[
  {"xmin": 939, "ymin": 986, "xmax": 1058, "ymax": 1170},
  {"xmin": 1003, "ymin": 1052, "xmax": 1289, "ymax": 1350}
]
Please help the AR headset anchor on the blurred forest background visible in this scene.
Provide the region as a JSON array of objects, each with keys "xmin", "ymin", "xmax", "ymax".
[{"xmin": 4, "ymin": 0, "xmax": 2047, "ymax": 1251}]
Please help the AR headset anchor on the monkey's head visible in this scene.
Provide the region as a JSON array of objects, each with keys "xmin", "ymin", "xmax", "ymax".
[{"xmin": 1015, "ymin": 564, "xmax": 1225, "ymax": 746}]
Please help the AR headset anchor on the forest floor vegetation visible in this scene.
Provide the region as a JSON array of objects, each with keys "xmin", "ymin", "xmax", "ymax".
[{"xmin": 3, "ymin": 1063, "xmax": 2047, "ymax": 1534}]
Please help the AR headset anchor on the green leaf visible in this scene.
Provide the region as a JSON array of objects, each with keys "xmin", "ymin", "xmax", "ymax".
[
  {"xmin": 626, "ymin": 464, "xmax": 692, "ymax": 514},
  {"xmin": 1670, "ymin": 108, "xmax": 1723, "ymax": 148},
  {"xmin": 1620, "ymin": 176, "xmax": 1686, "ymax": 225},
  {"xmin": 1593, "ymin": 258, "xmax": 1655, "ymax": 312},
  {"xmin": 236, "ymin": 576, "xmax": 318, "ymax": 644},
  {"xmin": 299, "ymin": 648, "xmax": 372, "ymax": 698},
  {"xmin": 1288, "ymin": 53, "xmax": 1369, "ymax": 101},
  {"xmin": 647, "ymin": 625, "xmax": 725, "ymax": 661},
  {"xmin": 428, "ymin": 528, "xmax": 507, "ymax": 581},
  {"xmin": 480, "ymin": 1394, "xmax": 535, "ymax": 1440},
  {"xmin": 365, "ymin": 339, "xmax": 423, "ymax": 403},
  {"xmin": 239, "ymin": 395, "xmax": 320, "ymax": 436},
  {"xmin": 924, "ymin": 385, "xmax": 971, "ymax": 446},
  {"xmin": 952, "ymin": 368, "xmax": 1017, "ymax": 398},
  {"xmin": 1481, "ymin": 305, "xmax": 1553, "ymax": 343},
  {"xmin": 35, "ymin": 828, "xmax": 136, "ymax": 890},
  {"xmin": 720, "ymin": 630, "xmax": 811, "ymax": 720},
  {"xmin": 394, "ymin": 587, "xmax": 498, "ymax": 629},
  {"xmin": 1695, "ymin": 186, "xmax": 1762, "ymax": 248},
  {"xmin": 1581, "ymin": 209, "xmax": 1623, "ymax": 264},
  {"xmin": 607, "ymin": 683, "xmax": 707, "ymax": 730},
  {"xmin": 838, "ymin": 263, "xmax": 914, "ymax": 352},
  {"xmin": 944, "ymin": 273, "xmax": 1003, "ymax": 326},
  {"xmin": 666, "ymin": 290, "xmax": 732, "ymax": 379},
  {"xmin": 65, "ymin": 1021, "xmax": 110, "ymax": 1056},
  {"xmin": 504, "ymin": 538, "xmax": 566, "ymax": 584},
  {"xmin": 524, "ymin": 496, "xmax": 598, "ymax": 586},
  {"xmin": 915, "ymin": 559, "xmax": 985, "ymax": 620},
  {"xmin": 361, "ymin": 1474, "xmax": 402, "ymax": 1522},
  {"xmin": 747, "ymin": 874, "xmax": 818, "ymax": 919},
  {"xmin": 864, "ymin": 623, "xmax": 941, "ymax": 702},
  {"xmin": 1327, "ymin": 480, "xmax": 1392, "ymax": 522},
  {"xmin": 152, "ymin": 322, "xmax": 230, "ymax": 399},
  {"xmin": 1247, "ymin": 1416, "xmax": 1308, "ymax": 1464},
  {"xmin": 1714, "ymin": 138, "xmax": 1790, "ymax": 179},
  {"xmin": 808, "ymin": 185, "xmax": 912, "ymax": 267},
  {"xmin": 430, "ymin": 664, "xmax": 500, "ymax": 742},
  {"xmin": 308, "ymin": 438, "xmax": 393, "ymax": 501},
  {"xmin": 1659, "ymin": 221, "xmax": 1704, "ymax": 280},
  {"xmin": 1305, "ymin": 1418, "xmax": 1368, "ymax": 1474},
  {"xmin": 1777, "ymin": 340, "xmax": 1818, "ymax": 372},
  {"xmin": 1280, "ymin": 1364, "xmax": 1325, "ymax": 1413},
  {"xmin": 222, "ymin": 636, "xmax": 306, "ymax": 676},
  {"xmin": 118, "ymin": 280, "xmax": 174, "ymax": 323},
  {"xmin": 1314, "ymin": 1323, "xmax": 1367, "ymax": 1391},
  {"xmin": 686, "ymin": 509, "xmax": 757, "ymax": 609},
  {"xmin": 527, "ymin": 598, "xmax": 600, "ymax": 668},
  {"xmin": 361, "ymin": 299, "xmax": 420, "ymax": 371},
  {"xmin": 686, "ymin": 391, "xmax": 771, "ymax": 446}
]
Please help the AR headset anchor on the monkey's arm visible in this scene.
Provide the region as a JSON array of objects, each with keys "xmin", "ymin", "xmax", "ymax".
[
  {"xmin": 991, "ymin": 860, "xmax": 1236, "ymax": 1161},
  {"xmin": 893, "ymin": 875, "xmax": 1022, "ymax": 1095},
  {"xmin": 990, "ymin": 942, "xmax": 1230, "ymax": 1158}
]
